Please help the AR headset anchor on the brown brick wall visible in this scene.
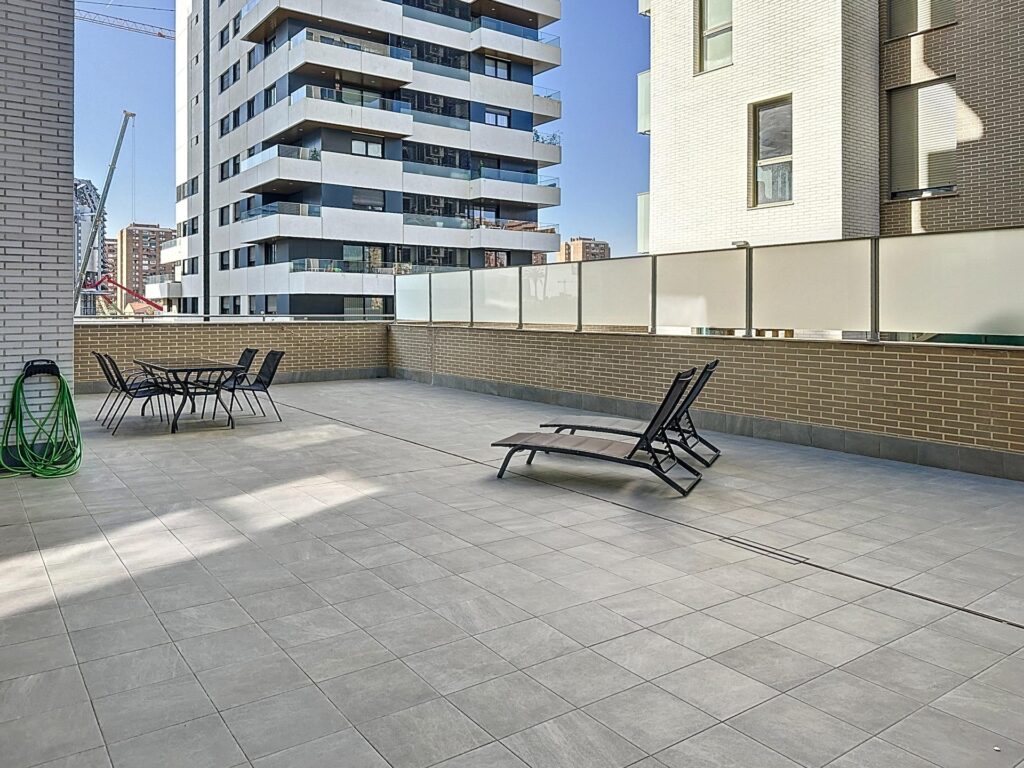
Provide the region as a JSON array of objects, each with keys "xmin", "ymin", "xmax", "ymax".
[
  {"xmin": 75, "ymin": 322, "xmax": 389, "ymax": 388},
  {"xmin": 879, "ymin": 1, "xmax": 1024, "ymax": 235},
  {"xmin": 389, "ymin": 325, "xmax": 1024, "ymax": 455}
]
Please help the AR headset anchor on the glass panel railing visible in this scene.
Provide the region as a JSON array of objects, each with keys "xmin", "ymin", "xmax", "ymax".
[
  {"xmin": 473, "ymin": 16, "xmax": 560, "ymax": 46},
  {"xmin": 411, "ymin": 110, "xmax": 471, "ymax": 130},
  {"xmin": 239, "ymin": 0, "xmax": 260, "ymax": 19},
  {"xmin": 402, "ymin": 161, "xmax": 472, "ymax": 180},
  {"xmin": 395, "ymin": 273, "xmax": 431, "ymax": 321},
  {"xmin": 290, "ymin": 259, "xmax": 462, "ymax": 275},
  {"xmin": 475, "ymin": 167, "xmax": 559, "ymax": 187},
  {"xmin": 478, "ymin": 219, "xmax": 558, "ymax": 234},
  {"xmin": 402, "ymin": 4, "xmax": 472, "ymax": 32},
  {"xmin": 429, "ymin": 271, "xmax": 471, "ymax": 322},
  {"xmin": 160, "ymin": 237, "xmax": 180, "ymax": 251},
  {"xmin": 412, "ymin": 59, "xmax": 471, "ymax": 81},
  {"xmin": 240, "ymin": 144, "xmax": 321, "ymax": 172},
  {"xmin": 403, "ymin": 213, "xmax": 475, "ymax": 229},
  {"xmin": 473, "ymin": 267, "xmax": 519, "ymax": 324},
  {"xmin": 637, "ymin": 69, "xmax": 651, "ymax": 134},
  {"xmin": 533, "ymin": 130, "xmax": 562, "ymax": 146},
  {"xmin": 294, "ymin": 29, "xmax": 413, "ymax": 61},
  {"xmin": 240, "ymin": 202, "xmax": 321, "ymax": 220},
  {"xmin": 522, "ymin": 262, "xmax": 579, "ymax": 327},
  {"xmin": 290, "ymin": 86, "xmax": 412, "ymax": 114},
  {"xmin": 533, "ymin": 86, "xmax": 562, "ymax": 101},
  {"xmin": 144, "ymin": 274, "xmax": 177, "ymax": 284},
  {"xmin": 582, "ymin": 257, "xmax": 652, "ymax": 329}
]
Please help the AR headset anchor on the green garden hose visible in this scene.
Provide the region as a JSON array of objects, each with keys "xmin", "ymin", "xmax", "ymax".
[{"xmin": 1, "ymin": 360, "xmax": 82, "ymax": 478}]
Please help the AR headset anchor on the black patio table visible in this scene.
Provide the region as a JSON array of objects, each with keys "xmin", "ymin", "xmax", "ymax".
[{"xmin": 134, "ymin": 358, "xmax": 243, "ymax": 434}]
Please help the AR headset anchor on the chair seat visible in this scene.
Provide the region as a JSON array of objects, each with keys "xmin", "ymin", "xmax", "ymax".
[
  {"xmin": 541, "ymin": 415, "xmax": 648, "ymax": 433},
  {"xmin": 492, "ymin": 432, "xmax": 636, "ymax": 460}
]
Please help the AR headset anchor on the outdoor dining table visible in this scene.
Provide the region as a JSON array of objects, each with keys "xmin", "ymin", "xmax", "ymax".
[{"xmin": 134, "ymin": 358, "xmax": 243, "ymax": 434}]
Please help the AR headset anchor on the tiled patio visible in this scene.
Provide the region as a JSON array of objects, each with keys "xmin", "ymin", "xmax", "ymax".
[{"xmin": 3, "ymin": 379, "xmax": 1024, "ymax": 768}]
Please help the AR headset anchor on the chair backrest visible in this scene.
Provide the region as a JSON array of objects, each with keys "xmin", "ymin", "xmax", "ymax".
[
  {"xmin": 237, "ymin": 348, "xmax": 258, "ymax": 374},
  {"xmin": 93, "ymin": 351, "xmax": 117, "ymax": 388},
  {"xmin": 254, "ymin": 350, "xmax": 285, "ymax": 388},
  {"xmin": 638, "ymin": 368, "xmax": 697, "ymax": 447},
  {"xmin": 674, "ymin": 359, "xmax": 720, "ymax": 416},
  {"xmin": 102, "ymin": 354, "xmax": 130, "ymax": 391}
]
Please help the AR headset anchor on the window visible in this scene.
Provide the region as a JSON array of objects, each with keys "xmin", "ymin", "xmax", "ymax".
[
  {"xmin": 484, "ymin": 107, "xmax": 511, "ymax": 128},
  {"xmin": 484, "ymin": 250, "xmax": 509, "ymax": 268},
  {"xmin": 247, "ymin": 48, "xmax": 259, "ymax": 70},
  {"xmin": 219, "ymin": 251, "xmax": 231, "ymax": 270},
  {"xmin": 220, "ymin": 116, "xmax": 231, "ymax": 136},
  {"xmin": 249, "ymin": 296, "xmax": 258, "ymax": 315},
  {"xmin": 699, "ymin": 0, "xmax": 732, "ymax": 72},
  {"xmin": 183, "ymin": 257, "xmax": 199, "ymax": 275},
  {"xmin": 266, "ymin": 295, "xmax": 277, "ymax": 315},
  {"xmin": 246, "ymin": 97, "xmax": 257, "ymax": 120},
  {"xmin": 352, "ymin": 135, "xmax": 384, "ymax": 158},
  {"xmin": 264, "ymin": 35, "xmax": 278, "ymax": 56},
  {"xmin": 264, "ymin": 84, "xmax": 277, "ymax": 109},
  {"xmin": 484, "ymin": 57, "xmax": 510, "ymax": 80},
  {"xmin": 352, "ymin": 188, "xmax": 386, "ymax": 212},
  {"xmin": 218, "ymin": 26, "xmax": 230, "ymax": 48},
  {"xmin": 751, "ymin": 97, "xmax": 792, "ymax": 206},
  {"xmin": 889, "ymin": 0, "xmax": 955, "ymax": 38},
  {"xmin": 232, "ymin": 12, "xmax": 241, "ymax": 35},
  {"xmin": 219, "ymin": 206, "xmax": 230, "ymax": 226},
  {"xmin": 889, "ymin": 78, "xmax": 957, "ymax": 200}
]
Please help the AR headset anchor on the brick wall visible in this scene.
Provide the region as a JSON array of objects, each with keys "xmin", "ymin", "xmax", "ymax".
[
  {"xmin": 880, "ymin": 1, "xmax": 1024, "ymax": 235},
  {"xmin": 0, "ymin": 0, "xmax": 75, "ymax": 421},
  {"xmin": 74, "ymin": 322, "xmax": 389, "ymax": 391},
  {"xmin": 390, "ymin": 325, "xmax": 1024, "ymax": 476}
]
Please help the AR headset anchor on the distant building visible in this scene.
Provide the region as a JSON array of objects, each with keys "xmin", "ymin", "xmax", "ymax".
[
  {"xmin": 115, "ymin": 224, "xmax": 176, "ymax": 309},
  {"xmin": 559, "ymin": 237, "xmax": 611, "ymax": 262},
  {"xmin": 73, "ymin": 179, "xmax": 106, "ymax": 314},
  {"xmin": 102, "ymin": 239, "xmax": 118, "ymax": 277}
]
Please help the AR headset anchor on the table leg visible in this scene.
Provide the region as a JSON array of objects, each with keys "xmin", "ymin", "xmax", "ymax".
[{"xmin": 170, "ymin": 373, "xmax": 190, "ymax": 434}]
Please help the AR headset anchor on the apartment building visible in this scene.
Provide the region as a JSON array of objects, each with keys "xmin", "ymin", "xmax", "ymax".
[
  {"xmin": 159, "ymin": 0, "xmax": 562, "ymax": 317},
  {"xmin": 558, "ymin": 236, "xmax": 611, "ymax": 262},
  {"xmin": 636, "ymin": 0, "xmax": 1024, "ymax": 253},
  {"xmin": 116, "ymin": 223, "xmax": 176, "ymax": 309}
]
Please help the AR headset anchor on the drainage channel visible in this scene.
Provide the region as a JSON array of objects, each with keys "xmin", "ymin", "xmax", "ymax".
[{"xmin": 278, "ymin": 399, "xmax": 1024, "ymax": 633}]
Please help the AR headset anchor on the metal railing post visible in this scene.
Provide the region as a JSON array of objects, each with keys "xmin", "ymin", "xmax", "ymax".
[
  {"xmin": 575, "ymin": 262, "xmax": 583, "ymax": 332},
  {"xmin": 649, "ymin": 255, "xmax": 658, "ymax": 334},
  {"xmin": 517, "ymin": 265, "xmax": 524, "ymax": 330},
  {"xmin": 427, "ymin": 272, "xmax": 433, "ymax": 325},
  {"xmin": 468, "ymin": 268, "xmax": 475, "ymax": 327},
  {"xmin": 744, "ymin": 245, "xmax": 754, "ymax": 338},
  {"xmin": 869, "ymin": 237, "xmax": 880, "ymax": 342}
]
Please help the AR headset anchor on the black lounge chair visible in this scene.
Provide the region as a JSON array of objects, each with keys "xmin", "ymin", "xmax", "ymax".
[
  {"xmin": 492, "ymin": 369, "xmax": 703, "ymax": 496},
  {"xmin": 539, "ymin": 359, "xmax": 722, "ymax": 468}
]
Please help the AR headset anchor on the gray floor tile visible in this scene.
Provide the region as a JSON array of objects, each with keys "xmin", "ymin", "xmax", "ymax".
[
  {"xmin": 0, "ymin": 702, "xmax": 104, "ymax": 768},
  {"xmin": 404, "ymin": 637, "xmax": 514, "ymax": 695},
  {"xmin": 714, "ymin": 639, "xmax": 831, "ymax": 691},
  {"xmin": 656, "ymin": 659, "xmax": 777, "ymax": 720},
  {"xmin": 259, "ymin": 606, "xmax": 357, "ymax": 649},
  {"xmin": 449, "ymin": 671, "xmax": 572, "ymax": 738},
  {"xmin": 175, "ymin": 624, "xmax": 279, "ymax": 672},
  {"xmin": 542, "ymin": 603, "xmax": 641, "ymax": 646},
  {"xmin": 502, "ymin": 710, "xmax": 645, "ymax": 768},
  {"xmin": 62, "ymin": 593, "xmax": 153, "ymax": 632},
  {"xmin": 93, "ymin": 676, "xmax": 215, "ymax": 743},
  {"xmin": 81, "ymin": 643, "xmax": 191, "ymax": 698},
  {"xmin": 0, "ymin": 665, "xmax": 88, "ymax": 725},
  {"xmin": 789, "ymin": 669, "xmax": 919, "ymax": 733},
  {"xmin": 841, "ymin": 647, "xmax": 967, "ymax": 703},
  {"xmin": 767, "ymin": 620, "xmax": 877, "ymax": 666},
  {"xmin": 593, "ymin": 629, "xmax": 702, "ymax": 679},
  {"xmin": 704, "ymin": 597, "xmax": 803, "ymax": 636},
  {"xmin": 477, "ymin": 618, "xmax": 583, "ymax": 667},
  {"xmin": 320, "ymin": 659, "xmax": 437, "ymax": 723},
  {"xmin": 751, "ymin": 584, "xmax": 843, "ymax": 618},
  {"xmin": 197, "ymin": 651, "xmax": 309, "ymax": 710},
  {"xmin": 434, "ymin": 594, "xmax": 530, "ymax": 634},
  {"xmin": 729, "ymin": 695, "xmax": 870, "ymax": 767},
  {"xmin": 252, "ymin": 728, "xmax": 388, "ymax": 768},
  {"xmin": 159, "ymin": 599, "xmax": 253, "ymax": 641},
  {"xmin": 106, "ymin": 713, "xmax": 245, "ymax": 768},
  {"xmin": 497, "ymin": 580, "xmax": 588, "ymax": 614},
  {"xmin": 360, "ymin": 698, "xmax": 490, "ymax": 768},
  {"xmin": 585, "ymin": 682, "xmax": 716, "ymax": 753},
  {"xmin": 525, "ymin": 648, "xmax": 643, "ymax": 707},
  {"xmin": 654, "ymin": 613, "xmax": 756, "ymax": 656},
  {"xmin": 880, "ymin": 707, "xmax": 1024, "ymax": 768},
  {"xmin": 237, "ymin": 584, "xmax": 327, "ymax": 622},
  {"xmin": 336, "ymin": 590, "xmax": 426, "ymax": 628},
  {"xmin": 931, "ymin": 680, "xmax": 1024, "ymax": 743},
  {"xmin": 222, "ymin": 685, "xmax": 349, "ymax": 760},
  {"xmin": 31, "ymin": 746, "xmax": 113, "ymax": 768},
  {"xmin": 598, "ymin": 588, "xmax": 692, "ymax": 627},
  {"xmin": 656, "ymin": 723, "xmax": 800, "ymax": 768},
  {"xmin": 976, "ymin": 656, "xmax": 1024, "ymax": 697},
  {"xmin": 431, "ymin": 742, "xmax": 527, "ymax": 768},
  {"xmin": 928, "ymin": 612, "xmax": 1024, "ymax": 655},
  {"xmin": 825, "ymin": 738, "xmax": 939, "ymax": 768},
  {"xmin": 0, "ymin": 608, "xmax": 65, "ymax": 648},
  {"xmin": 0, "ymin": 634, "xmax": 76, "ymax": 682},
  {"xmin": 308, "ymin": 572, "xmax": 392, "ymax": 604},
  {"xmin": 814, "ymin": 604, "xmax": 917, "ymax": 644},
  {"xmin": 890, "ymin": 628, "xmax": 1004, "ymax": 676},
  {"xmin": 367, "ymin": 611, "xmax": 467, "ymax": 656},
  {"xmin": 651, "ymin": 576, "xmax": 741, "ymax": 611},
  {"xmin": 70, "ymin": 615, "xmax": 170, "ymax": 663},
  {"xmin": 287, "ymin": 629, "xmax": 393, "ymax": 682}
]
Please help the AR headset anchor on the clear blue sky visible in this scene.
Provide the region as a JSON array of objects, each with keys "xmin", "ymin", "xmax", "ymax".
[{"xmin": 74, "ymin": 0, "xmax": 651, "ymax": 255}]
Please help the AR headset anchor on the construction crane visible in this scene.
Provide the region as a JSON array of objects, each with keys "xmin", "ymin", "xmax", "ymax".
[
  {"xmin": 75, "ymin": 10, "xmax": 175, "ymax": 40},
  {"xmin": 85, "ymin": 275, "xmax": 165, "ymax": 315}
]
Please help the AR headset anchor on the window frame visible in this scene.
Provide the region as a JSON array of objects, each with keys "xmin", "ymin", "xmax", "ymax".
[
  {"xmin": 351, "ymin": 135, "xmax": 384, "ymax": 158},
  {"xmin": 484, "ymin": 56, "xmax": 511, "ymax": 80},
  {"xmin": 750, "ymin": 95, "xmax": 794, "ymax": 208},
  {"xmin": 352, "ymin": 188, "xmax": 386, "ymax": 212},
  {"xmin": 697, "ymin": 0, "xmax": 733, "ymax": 74},
  {"xmin": 484, "ymin": 106, "xmax": 511, "ymax": 128}
]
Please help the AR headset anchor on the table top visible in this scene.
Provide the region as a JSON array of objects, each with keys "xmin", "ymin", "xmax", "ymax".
[{"xmin": 134, "ymin": 358, "xmax": 243, "ymax": 374}]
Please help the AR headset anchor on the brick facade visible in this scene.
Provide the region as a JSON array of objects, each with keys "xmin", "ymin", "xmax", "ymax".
[
  {"xmin": 879, "ymin": 1, "xmax": 1024, "ymax": 235},
  {"xmin": 0, "ymin": 0, "xmax": 75, "ymax": 421},
  {"xmin": 390, "ymin": 324, "xmax": 1024, "ymax": 476},
  {"xmin": 74, "ymin": 322, "xmax": 389, "ymax": 391}
]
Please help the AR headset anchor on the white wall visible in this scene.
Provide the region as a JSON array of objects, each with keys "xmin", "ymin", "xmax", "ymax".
[{"xmin": 647, "ymin": 0, "xmax": 878, "ymax": 253}]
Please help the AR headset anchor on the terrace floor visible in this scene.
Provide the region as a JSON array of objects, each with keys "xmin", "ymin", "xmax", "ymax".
[{"xmin": 3, "ymin": 379, "xmax": 1024, "ymax": 768}]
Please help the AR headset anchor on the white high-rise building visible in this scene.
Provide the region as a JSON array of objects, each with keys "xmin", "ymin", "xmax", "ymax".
[{"xmin": 159, "ymin": 0, "xmax": 562, "ymax": 317}]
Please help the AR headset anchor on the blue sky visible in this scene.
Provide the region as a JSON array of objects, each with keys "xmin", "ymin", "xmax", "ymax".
[{"xmin": 74, "ymin": 0, "xmax": 651, "ymax": 255}]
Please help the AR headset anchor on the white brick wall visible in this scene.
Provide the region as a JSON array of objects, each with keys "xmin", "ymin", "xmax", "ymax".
[
  {"xmin": 647, "ymin": 0, "xmax": 878, "ymax": 253},
  {"xmin": 0, "ymin": 0, "xmax": 76, "ymax": 424}
]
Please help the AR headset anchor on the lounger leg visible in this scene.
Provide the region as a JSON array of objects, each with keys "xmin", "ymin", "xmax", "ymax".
[
  {"xmin": 649, "ymin": 465, "xmax": 701, "ymax": 497},
  {"xmin": 695, "ymin": 433, "xmax": 721, "ymax": 464},
  {"xmin": 496, "ymin": 448, "xmax": 521, "ymax": 479},
  {"xmin": 526, "ymin": 451, "xmax": 537, "ymax": 465}
]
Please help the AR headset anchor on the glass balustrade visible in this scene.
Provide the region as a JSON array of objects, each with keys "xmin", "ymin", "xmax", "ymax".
[
  {"xmin": 294, "ymin": 29, "xmax": 413, "ymax": 60},
  {"xmin": 240, "ymin": 202, "xmax": 321, "ymax": 220},
  {"xmin": 291, "ymin": 86, "xmax": 412, "ymax": 114},
  {"xmin": 240, "ymin": 144, "xmax": 321, "ymax": 172}
]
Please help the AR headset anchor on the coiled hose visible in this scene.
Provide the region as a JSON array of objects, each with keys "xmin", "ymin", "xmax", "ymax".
[{"xmin": 1, "ymin": 360, "xmax": 82, "ymax": 478}]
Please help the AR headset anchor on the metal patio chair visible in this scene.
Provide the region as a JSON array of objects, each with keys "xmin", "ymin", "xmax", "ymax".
[
  {"xmin": 101, "ymin": 355, "xmax": 171, "ymax": 435},
  {"xmin": 219, "ymin": 350, "xmax": 285, "ymax": 422}
]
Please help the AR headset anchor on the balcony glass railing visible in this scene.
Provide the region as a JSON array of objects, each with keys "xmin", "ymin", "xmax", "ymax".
[
  {"xmin": 294, "ymin": 29, "xmax": 413, "ymax": 61},
  {"xmin": 404, "ymin": 213, "xmax": 476, "ymax": 229},
  {"xmin": 403, "ymin": 214, "xmax": 558, "ymax": 233},
  {"xmin": 533, "ymin": 86, "xmax": 562, "ymax": 101},
  {"xmin": 533, "ymin": 130, "xmax": 562, "ymax": 146},
  {"xmin": 474, "ymin": 16, "xmax": 560, "ymax": 46},
  {"xmin": 291, "ymin": 86, "xmax": 412, "ymax": 114},
  {"xmin": 290, "ymin": 259, "xmax": 462, "ymax": 275},
  {"xmin": 144, "ymin": 274, "xmax": 178, "ymax": 284},
  {"xmin": 412, "ymin": 59, "xmax": 471, "ymax": 81},
  {"xmin": 160, "ymin": 237, "xmax": 181, "ymax": 251},
  {"xmin": 477, "ymin": 167, "xmax": 559, "ymax": 187},
  {"xmin": 403, "ymin": 161, "xmax": 473, "ymax": 180},
  {"xmin": 479, "ymin": 218, "xmax": 559, "ymax": 234},
  {"xmin": 240, "ymin": 202, "xmax": 321, "ymax": 220},
  {"xmin": 411, "ymin": 110, "xmax": 471, "ymax": 130},
  {"xmin": 240, "ymin": 144, "xmax": 321, "ymax": 172},
  {"xmin": 402, "ymin": 5, "xmax": 473, "ymax": 32}
]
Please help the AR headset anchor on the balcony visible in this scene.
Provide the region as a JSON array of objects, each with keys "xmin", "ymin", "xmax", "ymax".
[
  {"xmin": 142, "ymin": 274, "xmax": 181, "ymax": 300},
  {"xmin": 237, "ymin": 201, "xmax": 323, "ymax": 242},
  {"xmin": 471, "ymin": 17, "xmax": 561, "ymax": 74},
  {"xmin": 240, "ymin": 0, "xmax": 403, "ymax": 43},
  {"xmin": 264, "ymin": 86, "xmax": 414, "ymax": 141},
  {"xmin": 287, "ymin": 29, "xmax": 414, "ymax": 89},
  {"xmin": 238, "ymin": 145, "xmax": 322, "ymax": 195},
  {"xmin": 533, "ymin": 86, "xmax": 562, "ymax": 125},
  {"xmin": 403, "ymin": 214, "xmax": 559, "ymax": 252}
]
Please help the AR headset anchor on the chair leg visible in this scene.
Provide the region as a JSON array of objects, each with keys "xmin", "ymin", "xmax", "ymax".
[
  {"xmin": 212, "ymin": 392, "xmax": 220, "ymax": 419},
  {"xmin": 95, "ymin": 388, "xmax": 114, "ymax": 421},
  {"xmin": 242, "ymin": 390, "xmax": 257, "ymax": 415},
  {"xmin": 265, "ymin": 390, "xmax": 282, "ymax": 422},
  {"xmin": 103, "ymin": 393, "xmax": 128, "ymax": 428},
  {"xmin": 111, "ymin": 397, "xmax": 135, "ymax": 436},
  {"xmin": 496, "ymin": 448, "xmax": 522, "ymax": 478},
  {"xmin": 252, "ymin": 392, "xmax": 266, "ymax": 418}
]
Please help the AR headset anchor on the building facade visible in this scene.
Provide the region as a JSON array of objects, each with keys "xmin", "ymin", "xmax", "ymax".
[
  {"xmin": 637, "ymin": 0, "xmax": 1023, "ymax": 253},
  {"xmin": 559, "ymin": 236, "xmax": 611, "ymax": 262},
  {"xmin": 161, "ymin": 0, "xmax": 562, "ymax": 317},
  {"xmin": 73, "ymin": 178, "xmax": 106, "ymax": 315},
  {"xmin": 116, "ymin": 224, "xmax": 177, "ymax": 310}
]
